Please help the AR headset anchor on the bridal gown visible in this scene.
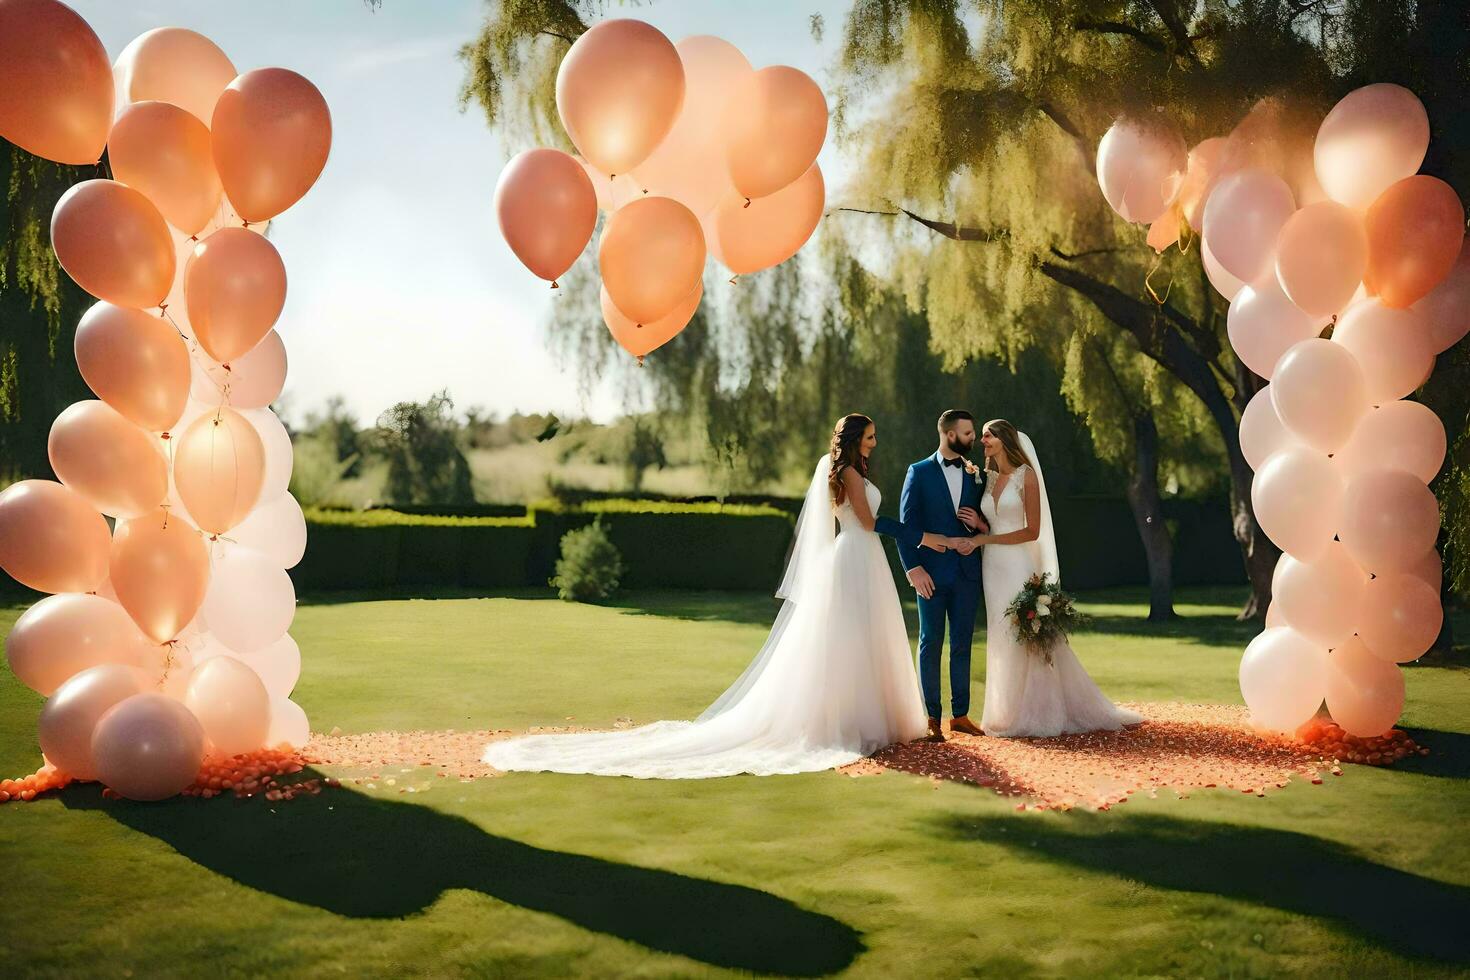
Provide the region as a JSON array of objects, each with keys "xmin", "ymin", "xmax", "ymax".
[
  {"xmin": 978, "ymin": 465, "xmax": 1142, "ymax": 737},
  {"xmin": 482, "ymin": 478, "xmax": 929, "ymax": 778}
]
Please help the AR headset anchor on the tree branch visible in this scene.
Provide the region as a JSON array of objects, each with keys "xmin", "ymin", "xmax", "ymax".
[
  {"xmin": 1072, "ymin": 18, "xmax": 1167, "ymax": 53},
  {"xmin": 1145, "ymin": 0, "xmax": 1204, "ymax": 67}
]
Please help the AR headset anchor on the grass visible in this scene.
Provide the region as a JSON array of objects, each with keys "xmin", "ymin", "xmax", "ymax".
[{"xmin": 1, "ymin": 586, "xmax": 1468, "ymax": 978}]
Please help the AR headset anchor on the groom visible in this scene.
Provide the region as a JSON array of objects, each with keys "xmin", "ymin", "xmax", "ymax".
[{"xmin": 897, "ymin": 410, "xmax": 988, "ymax": 741}]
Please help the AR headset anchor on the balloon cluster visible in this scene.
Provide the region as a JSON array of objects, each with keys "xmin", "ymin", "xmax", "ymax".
[
  {"xmin": 494, "ymin": 20, "xmax": 829, "ymax": 363},
  {"xmin": 1097, "ymin": 84, "xmax": 1465, "ymax": 738},
  {"xmin": 0, "ymin": 2, "xmax": 324, "ymax": 801}
]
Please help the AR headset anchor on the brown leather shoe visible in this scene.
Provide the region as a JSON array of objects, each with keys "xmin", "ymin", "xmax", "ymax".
[
  {"xmin": 925, "ymin": 718, "xmax": 946, "ymax": 742},
  {"xmin": 949, "ymin": 715, "xmax": 983, "ymax": 737}
]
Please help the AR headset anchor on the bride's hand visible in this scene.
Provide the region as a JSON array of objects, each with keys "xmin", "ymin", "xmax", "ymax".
[
  {"xmin": 949, "ymin": 536, "xmax": 977, "ymax": 556},
  {"xmin": 920, "ymin": 531, "xmax": 948, "ymax": 553}
]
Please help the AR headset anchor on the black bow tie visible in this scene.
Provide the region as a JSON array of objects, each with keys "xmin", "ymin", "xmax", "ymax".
[{"xmin": 942, "ymin": 457, "xmax": 966, "ymax": 468}]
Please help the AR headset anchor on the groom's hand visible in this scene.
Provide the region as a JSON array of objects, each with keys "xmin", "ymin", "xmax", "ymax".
[
  {"xmin": 957, "ymin": 506, "xmax": 981, "ymax": 530},
  {"xmin": 906, "ymin": 566, "xmax": 935, "ymax": 600}
]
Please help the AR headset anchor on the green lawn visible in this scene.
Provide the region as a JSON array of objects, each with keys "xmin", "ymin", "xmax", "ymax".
[{"xmin": 2, "ymin": 587, "xmax": 1468, "ymax": 978}]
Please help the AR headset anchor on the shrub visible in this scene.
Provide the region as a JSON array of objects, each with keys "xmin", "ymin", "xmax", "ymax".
[{"xmin": 551, "ymin": 520, "xmax": 624, "ymax": 603}]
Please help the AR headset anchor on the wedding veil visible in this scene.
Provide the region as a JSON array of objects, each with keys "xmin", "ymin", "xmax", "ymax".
[{"xmin": 1017, "ymin": 432, "xmax": 1061, "ymax": 584}]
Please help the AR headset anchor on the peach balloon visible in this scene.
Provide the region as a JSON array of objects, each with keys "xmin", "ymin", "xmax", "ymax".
[
  {"xmin": 705, "ymin": 164, "xmax": 824, "ymax": 275},
  {"xmin": 243, "ymin": 407, "xmax": 294, "ymax": 501},
  {"xmin": 1238, "ymin": 386, "xmax": 1298, "ymax": 471},
  {"xmin": 1238, "ymin": 627, "xmax": 1328, "ymax": 732},
  {"xmin": 1334, "ymin": 400, "xmax": 1446, "ymax": 483},
  {"xmin": 6, "ymin": 594, "xmax": 152, "ymax": 697},
  {"xmin": 598, "ymin": 196, "xmax": 706, "ymax": 324},
  {"xmin": 236, "ymin": 633, "xmax": 302, "ymax": 700},
  {"xmin": 1273, "ymin": 541, "xmax": 1367, "ymax": 649},
  {"xmin": 51, "ymin": 180, "xmax": 175, "ymax": 308},
  {"xmin": 1338, "ymin": 468, "xmax": 1440, "ymax": 575},
  {"xmin": 0, "ymin": 480, "xmax": 111, "ymax": 594},
  {"xmin": 267, "ymin": 696, "xmax": 310, "ymax": 749},
  {"xmin": 1357, "ymin": 573, "xmax": 1443, "ymax": 664},
  {"xmin": 1274, "ymin": 202, "xmax": 1366, "ymax": 317},
  {"xmin": 37, "ymin": 664, "xmax": 152, "ymax": 780},
  {"xmin": 201, "ymin": 542, "xmax": 297, "ymax": 653},
  {"xmin": 113, "ymin": 27, "xmax": 237, "ymax": 128},
  {"xmin": 495, "ymin": 148, "xmax": 597, "ymax": 285},
  {"xmin": 184, "ymin": 656, "xmax": 271, "ymax": 756},
  {"xmin": 556, "ymin": 19, "xmax": 685, "ymax": 176},
  {"xmin": 602, "ymin": 280, "xmax": 702, "ymax": 362},
  {"xmin": 1095, "ymin": 117, "xmax": 1187, "ymax": 225},
  {"xmin": 1325, "ymin": 637, "xmax": 1405, "ymax": 737},
  {"xmin": 1264, "ymin": 602, "xmax": 1287, "ymax": 629},
  {"xmin": 1407, "ymin": 548, "xmax": 1444, "ymax": 594},
  {"xmin": 91, "ymin": 692, "xmax": 205, "ymax": 800},
  {"xmin": 108, "ymin": 101, "xmax": 223, "ymax": 235},
  {"xmin": 1227, "ymin": 278, "xmax": 1328, "ymax": 380},
  {"xmin": 191, "ymin": 330, "xmax": 287, "ymax": 409},
  {"xmin": 1331, "ymin": 300, "xmax": 1434, "ymax": 404},
  {"xmin": 74, "ymin": 302, "xmax": 190, "ymax": 432},
  {"xmin": 1364, "ymin": 175, "xmax": 1466, "ymax": 308},
  {"xmin": 110, "ymin": 513, "xmax": 211, "ymax": 643},
  {"xmin": 0, "ymin": 0, "xmax": 113, "ymax": 164},
  {"xmin": 1314, "ymin": 83, "xmax": 1429, "ymax": 210},
  {"xmin": 1202, "ymin": 169, "xmax": 1295, "ymax": 284},
  {"xmin": 186, "ymin": 227, "xmax": 287, "ymax": 364},
  {"xmin": 1250, "ymin": 447, "xmax": 1343, "ymax": 561},
  {"xmin": 230, "ymin": 492, "xmax": 307, "ymax": 569},
  {"xmin": 173, "ymin": 407, "xmax": 266, "ymax": 534},
  {"xmin": 48, "ymin": 400, "xmax": 168, "ymax": 519},
  {"xmin": 1412, "ymin": 245, "xmax": 1470, "ymax": 354},
  {"xmin": 1178, "ymin": 137, "xmax": 1229, "ymax": 231},
  {"xmin": 633, "ymin": 36, "xmax": 753, "ymax": 218},
  {"xmin": 1201, "ymin": 236, "xmax": 1245, "ymax": 301},
  {"xmin": 212, "ymin": 67, "xmax": 332, "ymax": 223},
  {"xmin": 724, "ymin": 66, "xmax": 828, "ymax": 201},
  {"xmin": 578, "ymin": 156, "xmax": 643, "ymax": 212},
  {"xmin": 1268, "ymin": 339, "xmax": 1369, "ymax": 452}
]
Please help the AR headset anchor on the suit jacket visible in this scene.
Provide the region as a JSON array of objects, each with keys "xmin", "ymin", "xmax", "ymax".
[{"xmin": 888, "ymin": 451, "xmax": 984, "ymax": 587}]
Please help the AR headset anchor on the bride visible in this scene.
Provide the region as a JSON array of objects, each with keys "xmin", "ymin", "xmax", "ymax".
[
  {"xmin": 969, "ymin": 419, "xmax": 1142, "ymax": 738},
  {"xmin": 483, "ymin": 414, "xmax": 958, "ymax": 778}
]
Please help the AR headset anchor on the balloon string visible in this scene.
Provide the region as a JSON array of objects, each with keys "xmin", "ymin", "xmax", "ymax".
[{"xmin": 1145, "ymin": 251, "xmax": 1173, "ymax": 305}]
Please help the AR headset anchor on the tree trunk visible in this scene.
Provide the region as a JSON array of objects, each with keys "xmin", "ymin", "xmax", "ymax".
[{"xmin": 1125, "ymin": 410, "xmax": 1175, "ymax": 621}]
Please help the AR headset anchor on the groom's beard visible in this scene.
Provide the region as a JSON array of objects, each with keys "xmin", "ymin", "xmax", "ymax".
[{"xmin": 946, "ymin": 434, "xmax": 974, "ymax": 456}]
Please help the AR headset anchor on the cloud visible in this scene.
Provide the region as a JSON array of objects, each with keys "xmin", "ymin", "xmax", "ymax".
[{"xmin": 334, "ymin": 34, "xmax": 462, "ymax": 77}]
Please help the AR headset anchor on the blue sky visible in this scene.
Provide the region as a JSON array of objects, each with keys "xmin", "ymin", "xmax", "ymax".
[{"xmin": 68, "ymin": 0, "xmax": 855, "ymax": 428}]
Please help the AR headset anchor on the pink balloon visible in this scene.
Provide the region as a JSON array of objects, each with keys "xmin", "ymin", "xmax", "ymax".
[
  {"xmin": 1273, "ymin": 540, "xmax": 1367, "ymax": 649},
  {"xmin": 1239, "ymin": 627, "xmax": 1328, "ymax": 732},
  {"xmin": 1203, "ymin": 169, "xmax": 1295, "ymax": 283},
  {"xmin": 75, "ymin": 301, "xmax": 191, "ymax": 432},
  {"xmin": 184, "ymin": 655, "xmax": 271, "ymax": 756},
  {"xmin": 1178, "ymin": 137, "xmax": 1229, "ymax": 231},
  {"xmin": 1334, "ymin": 400, "xmax": 1447, "ymax": 483},
  {"xmin": 1407, "ymin": 547, "xmax": 1444, "ymax": 594},
  {"xmin": 598, "ymin": 196, "xmax": 706, "ymax": 324},
  {"xmin": 48, "ymin": 400, "xmax": 169, "ymax": 519},
  {"xmin": 1251, "ymin": 447, "xmax": 1343, "ymax": 561},
  {"xmin": 201, "ymin": 542, "xmax": 296, "ymax": 652},
  {"xmin": 1228, "ymin": 278, "xmax": 1327, "ymax": 379},
  {"xmin": 190, "ymin": 329, "xmax": 287, "ymax": 409},
  {"xmin": 0, "ymin": 479, "xmax": 111, "ymax": 594},
  {"xmin": 577, "ymin": 156, "xmax": 643, "ymax": 212},
  {"xmin": 601, "ymin": 280, "xmax": 702, "ymax": 362},
  {"xmin": 113, "ymin": 27, "xmax": 238, "ymax": 128},
  {"xmin": 704, "ymin": 163, "xmax": 824, "ymax": 275},
  {"xmin": 723, "ymin": 66, "xmax": 828, "ymax": 201},
  {"xmin": 1314, "ymin": 83, "xmax": 1429, "ymax": 209},
  {"xmin": 1412, "ymin": 245, "xmax": 1470, "ymax": 354},
  {"xmin": 1325, "ymin": 637, "xmax": 1405, "ymax": 737},
  {"xmin": 1338, "ymin": 468, "xmax": 1440, "ymax": 575},
  {"xmin": 37, "ymin": 663, "xmax": 152, "ymax": 779},
  {"xmin": 91, "ymin": 692, "xmax": 205, "ymax": 800},
  {"xmin": 186, "ymin": 227, "xmax": 287, "ymax": 364},
  {"xmin": 1275, "ymin": 202, "xmax": 1367, "ymax": 317},
  {"xmin": 1331, "ymin": 300, "xmax": 1434, "ymax": 404},
  {"xmin": 1096, "ymin": 117, "xmax": 1187, "ymax": 225},
  {"xmin": 1269, "ymin": 339, "xmax": 1369, "ymax": 452},
  {"xmin": 1356, "ymin": 573, "xmax": 1443, "ymax": 664},
  {"xmin": 1264, "ymin": 601, "xmax": 1287, "ymax": 629},
  {"xmin": 1364, "ymin": 175, "xmax": 1466, "ymax": 308},
  {"xmin": 1201, "ymin": 236, "xmax": 1244, "ymax": 301},
  {"xmin": 5, "ymin": 594, "xmax": 152, "ymax": 697},
  {"xmin": 495, "ymin": 147, "xmax": 597, "ymax": 285},
  {"xmin": 1239, "ymin": 386, "xmax": 1298, "ymax": 470}
]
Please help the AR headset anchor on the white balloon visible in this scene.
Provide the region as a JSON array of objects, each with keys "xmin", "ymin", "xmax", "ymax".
[
  {"xmin": 1227, "ymin": 277, "xmax": 1327, "ymax": 379},
  {"xmin": 267, "ymin": 696, "xmax": 310, "ymax": 749},
  {"xmin": 241, "ymin": 407, "xmax": 292, "ymax": 501},
  {"xmin": 1314, "ymin": 83, "xmax": 1430, "ymax": 209},
  {"xmin": 229, "ymin": 492, "xmax": 306, "ymax": 568},
  {"xmin": 1332, "ymin": 299, "xmax": 1435, "ymax": 405},
  {"xmin": 1273, "ymin": 541, "xmax": 1368, "ymax": 649},
  {"xmin": 1239, "ymin": 627, "xmax": 1328, "ymax": 732},
  {"xmin": 1251, "ymin": 447, "xmax": 1343, "ymax": 562},
  {"xmin": 1239, "ymin": 386, "xmax": 1298, "ymax": 470},
  {"xmin": 1412, "ymin": 245, "xmax": 1470, "ymax": 354},
  {"xmin": 202, "ymin": 541, "xmax": 296, "ymax": 652},
  {"xmin": 190, "ymin": 330, "xmax": 287, "ymax": 409},
  {"xmin": 1096, "ymin": 118, "xmax": 1187, "ymax": 225},
  {"xmin": 1269, "ymin": 338, "xmax": 1370, "ymax": 452},
  {"xmin": 237, "ymin": 633, "xmax": 302, "ymax": 700},
  {"xmin": 1203, "ymin": 169, "xmax": 1296, "ymax": 283},
  {"xmin": 1202, "ymin": 236, "xmax": 1245, "ymax": 301}
]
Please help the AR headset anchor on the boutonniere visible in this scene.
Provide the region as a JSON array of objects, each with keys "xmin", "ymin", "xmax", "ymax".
[{"xmin": 962, "ymin": 459, "xmax": 982, "ymax": 484}]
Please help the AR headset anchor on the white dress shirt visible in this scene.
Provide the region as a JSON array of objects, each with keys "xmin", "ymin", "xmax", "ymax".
[{"xmin": 940, "ymin": 455, "xmax": 963, "ymax": 512}]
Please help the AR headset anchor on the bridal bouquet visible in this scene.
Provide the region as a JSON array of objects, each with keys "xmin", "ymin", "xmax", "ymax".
[{"xmin": 1004, "ymin": 573, "xmax": 1084, "ymax": 664}]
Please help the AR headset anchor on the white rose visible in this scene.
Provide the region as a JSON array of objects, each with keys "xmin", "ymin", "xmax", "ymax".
[
  {"xmin": 1036, "ymin": 606, "xmax": 1050, "ymax": 617},
  {"xmin": 1036, "ymin": 594, "xmax": 1052, "ymax": 606}
]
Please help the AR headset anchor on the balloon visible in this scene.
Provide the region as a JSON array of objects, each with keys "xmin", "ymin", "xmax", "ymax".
[
  {"xmin": 556, "ymin": 19, "xmax": 684, "ymax": 175},
  {"xmin": 598, "ymin": 196, "xmax": 705, "ymax": 324},
  {"xmin": 1334, "ymin": 400, "xmax": 1446, "ymax": 483},
  {"xmin": 1227, "ymin": 278, "xmax": 1328, "ymax": 380},
  {"xmin": 1268, "ymin": 339, "xmax": 1369, "ymax": 452},
  {"xmin": 184, "ymin": 656, "xmax": 271, "ymax": 756},
  {"xmin": 601, "ymin": 280, "xmax": 702, "ymax": 362},
  {"xmin": 147, "ymin": 633, "xmax": 196, "ymax": 701},
  {"xmin": 37, "ymin": 664, "xmax": 151, "ymax": 780},
  {"xmin": 1146, "ymin": 212, "xmax": 1180, "ymax": 254},
  {"xmin": 1274, "ymin": 202, "xmax": 1366, "ymax": 317},
  {"xmin": 1325, "ymin": 637, "xmax": 1405, "ymax": 737},
  {"xmin": 1177, "ymin": 137, "xmax": 1229, "ymax": 231},
  {"xmin": 705, "ymin": 163, "xmax": 824, "ymax": 274},
  {"xmin": 230, "ymin": 492, "xmax": 307, "ymax": 569},
  {"xmin": 1239, "ymin": 386, "xmax": 1298, "ymax": 470},
  {"xmin": 1202, "ymin": 169, "xmax": 1295, "ymax": 283},
  {"xmin": 47, "ymin": 400, "xmax": 168, "ymax": 519},
  {"xmin": 1273, "ymin": 541, "xmax": 1367, "ymax": 649},
  {"xmin": 173, "ymin": 407, "xmax": 266, "ymax": 535},
  {"xmin": 1314, "ymin": 83, "xmax": 1429, "ymax": 209},
  {"xmin": 1095, "ymin": 117, "xmax": 1187, "ymax": 225},
  {"xmin": 110, "ymin": 512, "xmax": 211, "ymax": 643},
  {"xmin": 0, "ymin": 0, "xmax": 113, "ymax": 164},
  {"xmin": 91, "ymin": 692, "xmax": 205, "ymax": 800},
  {"xmin": 723, "ymin": 66, "xmax": 828, "ymax": 201},
  {"xmin": 107, "ymin": 101, "xmax": 223, "ymax": 235},
  {"xmin": 495, "ymin": 148, "xmax": 597, "ymax": 285},
  {"xmin": 234, "ymin": 633, "xmax": 301, "ymax": 700},
  {"xmin": 50, "ymin": 180, "xmax": 175, "ymax": 308},
  {"xmin": 0, "ymin": 480, "xmax": 110, "ymax": 594},
  {"xmin": 1357, "ymin": 573, "xmax": 1443, "ymax": 664},
  {"xmin": 266, "ymin": 696, "xmax": 310, "ymax": 749},
  {"xmin": 1412, "ymin": 245, "xmax": 1470, "ymax": 354},
  {"xmin": 243, "ymin": 408, "xmax": 294, "ymax": 501},
  {"xmin": 1250, "ymin": 447, "xmax": 1343, "ymax": 561},
  {"xmin": 1338, "ymin": 468, "xmax": 1440, "ymax": 575},
  {"xmin": 202, "ymin": 542, "xmax": 296, "ymax": 653},
  {"xmin": 1239, "ymin": 627, "xmax": 1328, "ymax": 732},
  {"xmin": 1363, "ymin": 175, "xmax": 1466, "ymax": 308},
  {"xmin": 1264, "ymin": 601, "xmax": 1287, "ymax": 629},
  {"xmin": 190, "ymin": 329, "xmax": 287, "ymax": 409},
  {"xmin": 1201, "ymin": 236, "xmax": 1245, "ymax": 301},
  {"xmin": 6, "ymin": 594, "xmax": 153, "ymax": 697},
  {"xmin": 186, "ymin": 228, "xmax": 287, "ymax": 364},
  {"xmin": 578, "ymin": 156, "xmax": 643, "ymax": 212},
  {"xmin": 1331, "ymin": 300, "xmax": 1434, "ymax": 404},
  {"xmin": 212, "ymin": 67, "xmax": 332, "ymax": 223},
  {"xmin": 113, "ymin": 27, "xmax": 237, "ymax": 127},
  {"xmin": 74, "ymin": 302, "xmax": 191, "ymax": 432},
  {"xmin": 632, "ymin": 36, "xmax": 753, "ymax": 217}
]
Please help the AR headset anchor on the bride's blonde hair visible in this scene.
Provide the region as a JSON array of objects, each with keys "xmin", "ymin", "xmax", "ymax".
[{"xmin": 982, "ymin": 419, "xmax": 1031, "ymax": 472}]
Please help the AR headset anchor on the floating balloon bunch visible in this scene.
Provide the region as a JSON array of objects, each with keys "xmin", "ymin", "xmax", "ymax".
[
  {"xmin": 0, "ymin": 1, "xmax": 328, "ymax": 801},
  {"xmin": 1097, "ymin": 84, "xmax": 1467, "ymax": 738},
  {"xmin": 494, "ymin": 20, "xmax": 829, "ymax": 363}
]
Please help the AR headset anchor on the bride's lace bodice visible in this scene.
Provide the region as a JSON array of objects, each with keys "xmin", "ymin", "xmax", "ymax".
[
  {"xmin": 980, "ymin": 464, "xmax": 1028, "ymax": 535},
  {"xmin": 836, "ymin": 479, "xmax": 881, "ymax": 533}
]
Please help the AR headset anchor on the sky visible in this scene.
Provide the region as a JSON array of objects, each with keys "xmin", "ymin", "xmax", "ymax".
[{"xmin": 67, "ymin": 0, "xmax": 858, "ymax": 429}]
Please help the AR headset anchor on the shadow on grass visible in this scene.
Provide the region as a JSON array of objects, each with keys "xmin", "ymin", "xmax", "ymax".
[
  {"xmin": 1396, "ymin": 727, "xmax": 1470, "ymax": 780},
  {"xmin": 604, "ymin": 591, "xmax": 781, "ymax": 627},
  {"xmin": 932, "ymin": 811, "xmax": 1470, "ymax": 964},
  {"xmin": 61, "ymin": 776, "xmax": 863, "ymax": 976},
  {"xmin": 296, "ymin": 587, "xmax": 554, "ymax": 606}
]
